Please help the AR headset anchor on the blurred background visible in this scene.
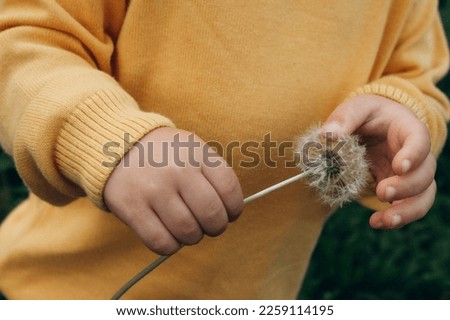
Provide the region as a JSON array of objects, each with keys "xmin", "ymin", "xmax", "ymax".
[
  {"xmin": 0, "ymin": 1, "xmax": 449, "ymax": 300},
  {"xmin": 299, "ymin": 1, "xmax": 450, "ymax": 299}
]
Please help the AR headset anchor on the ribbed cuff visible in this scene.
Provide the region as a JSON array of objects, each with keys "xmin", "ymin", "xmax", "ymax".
[
  {"xmin": 55, "ymin": 89, "xmax": 175, "ymax": 209},
  {"xmin": 350, "ymin": 82, "xmax": 429, "ymax": 125}
]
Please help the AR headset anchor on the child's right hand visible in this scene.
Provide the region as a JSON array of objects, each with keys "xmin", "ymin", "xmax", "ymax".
[{"xmin": 104, "ymin": 128, "xmax": 244, "ymax": 255}]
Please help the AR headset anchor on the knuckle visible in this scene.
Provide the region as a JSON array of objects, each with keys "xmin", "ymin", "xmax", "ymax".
[
  {"xmin": 221, "ymin": 176, "xmax": 239, "ymax": 198},
  {"xmin": 407, "ymin": 169, "xmax": 435, "ymax": 197},
  {"xmin": 199, "ymin": 200, "xmax": 227, "ymax": 236},
  {"xmin": 183, "ymin": 232, "xmax": 204, "ymax": 246},
  {"xmin": 204, "ymin": 198, "xmax": 226, "ymax": 218},
  {"xmin": 177, "ymin": 220, "xmax": 203, "ymax": 244},
  {"xmin": 407, "ymin": 182, "xmax": 427, "ymax": 198},
  {"xmin": 144, "ymin": 181, "xmax": 165, "ymax": 200},
  {"xmin": 420, "ymin": 182, "xmax": 436, "ymax": 211},
  {"xmin": 205, "ymin": 224, "xmax": 227, "ymax": 237},
  {"xmin": 228, "ymin": 197, "xmax": 244, "ymax": 218},
  {"xmin": 220, "ymin": 176, "xmax": 244, "ymax": 215},
  {"xmin": 168, "ymin": 212, "xmax": 202, "ymax": 245},
  {"xmin": 146, "ymin": 234, "xmax": 179, "ymax": 255}
]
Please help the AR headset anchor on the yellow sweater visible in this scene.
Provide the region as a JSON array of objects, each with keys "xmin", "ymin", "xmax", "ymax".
[{"xmin": 0, "ymin": 0, "xmax": 448, "ymax": 299}]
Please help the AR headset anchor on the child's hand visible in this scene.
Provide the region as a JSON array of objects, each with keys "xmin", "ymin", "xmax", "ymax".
[
  {"xmin": 321, "ymin": 94, "xmax": 436, "ymax": 229},
  {"xmin": 104, "ymin": 128, "xmax": 244, "ymax": 255}
]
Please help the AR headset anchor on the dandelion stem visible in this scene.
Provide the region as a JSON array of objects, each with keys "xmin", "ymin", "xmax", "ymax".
[
  {"xmin": 111, "ymin": 172, "xmax": 307, "ymax": 300},
  {"xmin": 243, "ymin": 172, "xmax": 308, "ymax": 204},
  {"xmin": 111, "ymin": 254, "xmax": 172, "ymax": 300}
]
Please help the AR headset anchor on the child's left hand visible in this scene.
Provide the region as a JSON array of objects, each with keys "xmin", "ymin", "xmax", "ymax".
[{"xmin": 321, "ymin": 94, "xmax": 437, "ymax": 229}]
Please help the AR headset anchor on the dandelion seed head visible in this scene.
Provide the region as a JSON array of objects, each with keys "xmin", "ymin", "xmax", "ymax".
[{"xmin": 297, "ymin": 127, "xmax": 370, "ymax": 207}]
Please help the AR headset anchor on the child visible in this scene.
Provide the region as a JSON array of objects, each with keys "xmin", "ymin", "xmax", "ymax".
[{"xmin": 0, "ymin": 0, "xmax": 448, "ymax": 299}]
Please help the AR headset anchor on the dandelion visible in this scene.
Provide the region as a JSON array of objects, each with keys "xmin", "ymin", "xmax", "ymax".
[
  {"xmin": 297, "ymin": 127, "xmax": 370, "ymax": 207},
  {"xmin": 111, "ymin": 127, "xmax": 371, "ymax": 299}
]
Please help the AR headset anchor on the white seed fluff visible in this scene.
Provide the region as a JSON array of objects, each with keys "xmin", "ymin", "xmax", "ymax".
[{"xmin": 297, "ymin": 128, "xmax": 370, "ymax": 207}]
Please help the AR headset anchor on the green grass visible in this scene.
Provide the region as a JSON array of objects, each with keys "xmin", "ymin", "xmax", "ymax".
[{"xmin": 1, "ymin": 1, "xmax": 450, "ymax": 300}]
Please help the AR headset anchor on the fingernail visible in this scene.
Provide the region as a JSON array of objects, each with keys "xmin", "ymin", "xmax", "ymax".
[
  {"xmin": 402, "ymin": 159, "xmax": 411, "ymax": 174},
  {"xmin": 385, "ymin": 186, "xmax": 396, "ymax": 201},
  {"xmin": 391, "ymin": 215, "xmax": 402, "ymax": 228}
]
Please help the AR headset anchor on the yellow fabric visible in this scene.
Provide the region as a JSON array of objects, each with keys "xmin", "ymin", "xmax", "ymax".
[{"xmin": 0, "ymin": 0, "xmax": 448, "ymax": 299}]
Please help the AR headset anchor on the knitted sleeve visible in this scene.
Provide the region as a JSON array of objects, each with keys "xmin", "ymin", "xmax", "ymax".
[
  {"xmin": 352, "ymin": 0, "xmax": 450, "ymax": 209},
  {"xmin": 0, "ymin": 1, "xmax": 174, "ymax": 209},
  {"xmin": 351, "ymin": 0, "xmax": 449, "ymax": 154}
]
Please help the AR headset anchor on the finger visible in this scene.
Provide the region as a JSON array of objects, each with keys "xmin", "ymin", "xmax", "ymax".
[
  {"xmin": 152, "ymin": 194, "xmax": 204, "ymax": 246},
  {"xmin": 320, "ymin": 95, "xmax": 381, "ymax": 137},
  {"xmin": 391, "ymin": 122, "xmax": 431, "ymax": 175},
  {"xmin": 179, "ymin": 176, "xmax": 229, "ymax": 237},
  {"xmin": 369, "ymin": 180, "xmax": 436, "ymax": 229},
  {"xmin": 127, "ymin": 207, "xmax": 182, "ymax": 255},
  {"xmin": 376, "ymin": 152, "xmax": 436, "ymax": 202},
  {"xmin": 200, "ymin": 148, "xmax": 244, "ymax": 221}
]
